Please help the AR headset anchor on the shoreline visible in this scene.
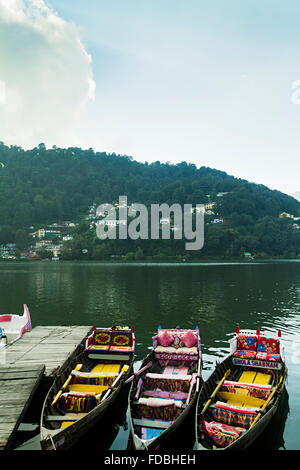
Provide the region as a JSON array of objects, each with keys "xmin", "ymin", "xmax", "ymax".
[{"xmin": 0, "ymin": 257, "xmax": 299, "ymax": 264}]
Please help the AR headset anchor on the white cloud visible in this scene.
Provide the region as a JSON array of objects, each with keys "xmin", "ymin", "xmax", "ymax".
[{"xmin": 0, "ymin": 0, "xmax": 96, "ymax": 148}]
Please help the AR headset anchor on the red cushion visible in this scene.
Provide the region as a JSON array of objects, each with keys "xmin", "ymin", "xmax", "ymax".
[
  {"xmin": 234, "ymin": 350, "xmax": 257, "ymax": 359},
  {"xmin": 237, "ymin": 334, "xmax": 257, "ymax": 351},
  {"xmin": 257, "ymin": 337, "xmax": 279, "ymax": 354},
  {"xmin": 255, "ymin": 352, "xmax": 280, "ymax": 362}
]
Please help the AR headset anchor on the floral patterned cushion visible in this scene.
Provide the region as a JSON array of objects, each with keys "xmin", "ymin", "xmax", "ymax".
[
  {"xmin": 257, "ymin": 336, "xmax": 280, "ymax": 354},
  {"xmin": 93, "ymin": 331, "xmax": 111, "ymax": 345},
  {"xmin": 255, "ymin": 352, "xmax": 281, "ymax": 362},
  {"xmin": 234, "ymin": 350, "xmax": 257, "ymax": 359},
  {"xmin": 237, "ymin": 334, "xmax": 257, "ymax": 351}
]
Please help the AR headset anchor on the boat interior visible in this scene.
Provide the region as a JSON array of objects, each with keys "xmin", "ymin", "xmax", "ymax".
[
  {"xmin": 131, "ymin": 359, "xmax": 199, "ymax": 441},
  {"xmin": 130, "ymin": 328, "xmax": 201, "ymax": 443},
  {"xmin": 43, "ymin": 355, "xmax": 130, "ymax": 431},
  {"xmin": 197, "ymin": 328, "xmax": 288, "ymax": 448},
  {"xmin": 42, "ymin": 326, "xmax": 136, "ymax": 432}
]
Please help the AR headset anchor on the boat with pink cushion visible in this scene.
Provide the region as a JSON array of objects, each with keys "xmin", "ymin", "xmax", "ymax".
[
  {"xmin": 0, "ymin": 304, "xmax": 32, "ymax": 350},
  {"xmin": 195, "ymin": 326, "xmax": 287, "ymax": 450},
  {"xmin": 128, "ymin": 326, "xmax": 202, "ymax": 450}
]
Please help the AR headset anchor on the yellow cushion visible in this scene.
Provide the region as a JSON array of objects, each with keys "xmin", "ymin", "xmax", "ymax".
[
  {"xmin": 253, "ymin": 372, "xmax": 271, "ymax": 385},
  {"xmin": 91, "ymin": 363, "xmax": 120, "ymax": 373},
  {"xmin": 218, "ymin": 391, "xmax": 265, "ymax": 408},
  {"xmin": 239, "ymin": 371, "xmax": 256, "ymax": 383}
]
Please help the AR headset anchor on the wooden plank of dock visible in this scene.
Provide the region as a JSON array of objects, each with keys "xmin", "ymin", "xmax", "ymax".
[
  {"xmin": 0, "ymin": 325, "xmax": 92, "ymax": 378},
  {"xmin": 0, "ymin": 364, "xmax": 45, "ymax": 450},
  {"xmin": 0, "ymin": 326, "xmax": 92, "ymax": 450}
]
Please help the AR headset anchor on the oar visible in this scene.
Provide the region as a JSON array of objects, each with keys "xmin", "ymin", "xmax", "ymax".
[
  {"xmin": 200, "ymin": 369, "xmax": 231, "ymax": 416},
  {"xmin": 124, "ymin": 361, "xmax": 153, "ymax": 384},
  {"xmin": 51, "ymin": 363, "xmax": 83, "ymax": 406},
  {"xmin": 186, "ymin": 374, "xmax": 197, "ymax": 405},
  {"xmin": 249, "ymin": 376, "xmax": 283, "ymax": 429},
  {"xmin": 101, "ymin": 365, "xmax": 129, "ymax": 401},
  {"xmin": 196, "ymin": 357, "xmax": 202, "ymax": 393}
]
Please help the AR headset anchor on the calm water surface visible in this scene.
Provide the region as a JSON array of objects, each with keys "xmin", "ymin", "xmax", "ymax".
[{"xmin": 1, "ymin": 260, "xmax": 299, "ymax": 450}]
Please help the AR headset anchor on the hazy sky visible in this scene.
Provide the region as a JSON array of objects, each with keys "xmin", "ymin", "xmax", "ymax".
[{"xmin": 1, "ymin": 0, "xmax": 300, "ymax": 195}]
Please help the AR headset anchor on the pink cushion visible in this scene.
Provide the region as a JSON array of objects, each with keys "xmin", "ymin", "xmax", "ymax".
[
  {"xmin": 157, "ymin": 330, "xmax": 173, "ymax": 347},
  {"xmin": 181, "ymin": 330, "xmax": 197, "ymax": 348}
]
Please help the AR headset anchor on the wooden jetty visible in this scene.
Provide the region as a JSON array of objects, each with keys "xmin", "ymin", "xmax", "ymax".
[
  {"xmin": 0, "ymin": 325, "xmax": 92, "ymax": 450},
  {"xmin": 0, "ymin": 364, "xmax": 45, "ymax": 450}
]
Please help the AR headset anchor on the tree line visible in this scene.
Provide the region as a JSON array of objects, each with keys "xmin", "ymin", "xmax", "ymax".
[{"xmin": 0, "ymin": 142, "xmax": 299, "ymax": 259}]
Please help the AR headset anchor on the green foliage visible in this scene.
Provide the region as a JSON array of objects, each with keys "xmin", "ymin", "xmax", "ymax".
[{"xmin": 0, "ymin": 142, "xmax": 299, "ymax": 259}]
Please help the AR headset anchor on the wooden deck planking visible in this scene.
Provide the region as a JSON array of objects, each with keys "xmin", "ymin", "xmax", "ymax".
[
  {"xmin": 0, "ymin": 364, "xmax": 45, "ymax": 450},
  {"xmin": 0, "ymin": 325, "xmax": 92, "ymax": 450},
  {"xmin": 0, "ymin": 325, "xmax": 92, "ymax": 377}
]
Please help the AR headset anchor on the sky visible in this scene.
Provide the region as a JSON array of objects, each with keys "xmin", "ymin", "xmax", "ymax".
[{"xmin": 1, "ymin": 0, "xmax": 300, "ymax": 196}]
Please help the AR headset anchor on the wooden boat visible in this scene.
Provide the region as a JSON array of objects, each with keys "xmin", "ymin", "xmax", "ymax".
[
  {"xmin": 195, "ymin": 326, "xmax": 287, "ymax": 450},
  {"xmin": 128, "ymin": 326, "xmax": 202, "ymax": 450},
  {"xmin": 0, "ymin": 304, "xmax": 31, "ymax": 350},
  {"xmin": 40, "ymin": 325, "xmax": 135, "ymax": 450}
]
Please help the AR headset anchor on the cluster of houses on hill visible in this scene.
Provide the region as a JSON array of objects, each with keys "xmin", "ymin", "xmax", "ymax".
[
  {"xmin": 0, "ymin": 222, "xmax": 75, "ymax": 261},
  {"xmin": 279, "ymin": 212, "xmax": 300, "ymax": 230},
  {"xmin": 1, "ymin": 196, "xmax": 299, "ymax": 261}
]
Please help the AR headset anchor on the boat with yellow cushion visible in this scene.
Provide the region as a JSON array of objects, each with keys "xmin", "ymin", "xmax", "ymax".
[
  {"xmin": 195, "ymin": 326, "xmax": 287, "ymax": 450},
  {"xmin": 40, "ymin": 325, "xmax": 135, "ymax": 450}
]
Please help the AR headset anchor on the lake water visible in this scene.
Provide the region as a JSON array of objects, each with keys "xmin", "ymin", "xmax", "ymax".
[{"xmin": 1, "ymin": 260, "xmax": 299, "ymax": 450}]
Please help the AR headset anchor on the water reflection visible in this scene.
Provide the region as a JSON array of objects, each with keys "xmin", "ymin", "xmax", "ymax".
[{"xmin": 0, "ymin": 261, "xmax": 299, "ymax": 450}]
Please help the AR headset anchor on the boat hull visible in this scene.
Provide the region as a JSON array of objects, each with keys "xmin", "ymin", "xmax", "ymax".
[
  {"xmin": 0, "ymin": 304, "xmax": 31, "ymax": 349},
  {"xmin": 40, "ymin": 350, "xmax": 133, "ymax": 450},
  {"xmin": 129, "ymin": 352, "xmax": 202, "ymax": 451},
  {"xmin": 195, "ymin": 354, "xmax": 287, "ymax": 451}
]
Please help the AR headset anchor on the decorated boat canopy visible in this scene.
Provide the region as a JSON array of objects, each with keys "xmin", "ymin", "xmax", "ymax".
[
  {"xmin": 85, "ymin": 325, "xmax": 135, "ymax": 357},
  {"xmin": 152, "ymin": 326, "xmax": 201, "ymax": 363},
  {"xmin": 229, "ymin": 326, "xmax": 284, "ymax": 370}
]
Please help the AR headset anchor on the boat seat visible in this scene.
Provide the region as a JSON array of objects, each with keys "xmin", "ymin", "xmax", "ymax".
[
  {"xmin": 71, "ymin": 370, "xmax": 119, "ymax": 386},
  {"xmin": 136, "ymin": 396, "xmax": 183, "ymax": 421},
  {"xmin": 68, "ymin": 384, "xmax": 107, "ymax": 394},
  {"xmin": 57, "ymin": 391, "xmax": 102, "ymax": 413},
  {"xmin": 254, "ymin": 372, "xmax": 271, "ymax": 385},
  {"xmin": 239, "ymin": 370, "xmax": 256, "ymax": 383},
  {"xmin": 133, "ymin": 418, "xmax": 171, "ymax": 429},
  {"xmin": 217, "ymin": 391, "xmax": 265, "ymax": 408},
  {"xmin": 221, "ymin": 380, "xmax": 271, "ymax": 400},
  {"xmin": 163, "ymin": 365, "xmax": 189, "ymax": 375},
  {"xmin": 144, "ymin": 373, "xmax": 192, "ymax": 393},
  {"xmin": 234, "ymin": 333, "xmax": 281, "ymax": 362},
  {"xmin": 211, "ymin": 401, "xmax": 258, "ymax": 428},
  {"xmin": 142, "ymin": 390, "xmax": 188, "ymax": 400},
  {"xmin": 234, "ymin": 350, "xmax": 281, "ymax": 361},
  {"xmin": 238, "ymin": 370, "xmax": 271, "ymax": 385},
  {"xmin": 201, "ymin": 420, "xmax": 246, "ymax": 448},
  {"xmin": 91, "ymin": 363, "xmax": 121, "ymax": 373}
]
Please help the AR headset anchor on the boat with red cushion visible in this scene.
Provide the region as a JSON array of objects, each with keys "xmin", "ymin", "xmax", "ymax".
[
  {"xmin": 195, "ymin": 326, "xmax": 287, "ymax": 450},
  {"xmin": 128, "ymin": 326, "xmax": 202, "ymax": 450},
  {"xmin": 0, "ymin": 304, "xmax": 32, "ymax": 350}
]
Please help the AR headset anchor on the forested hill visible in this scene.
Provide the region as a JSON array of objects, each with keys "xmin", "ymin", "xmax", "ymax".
[{"xmin": 0, "ymin": 142, "xmax": 299, "ymax": 259}]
